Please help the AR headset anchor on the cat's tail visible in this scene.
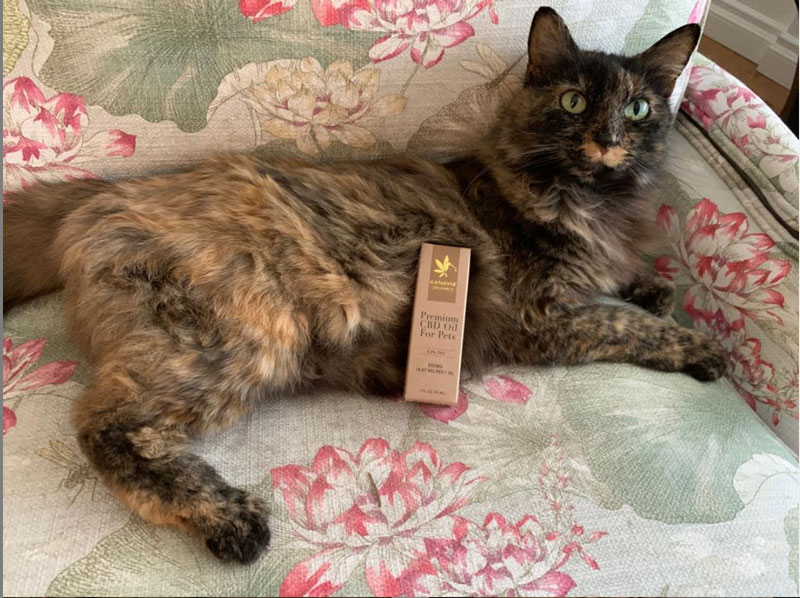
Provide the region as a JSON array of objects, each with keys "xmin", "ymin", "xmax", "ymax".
[{"xmin": 3, "ymin": 179, "xmax": 113, "ymax": 308}]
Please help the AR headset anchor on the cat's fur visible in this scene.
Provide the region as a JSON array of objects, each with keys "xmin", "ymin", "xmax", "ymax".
[{"xmin": 3, "ymin": 8, "xmax": 723, "ymax": 564}]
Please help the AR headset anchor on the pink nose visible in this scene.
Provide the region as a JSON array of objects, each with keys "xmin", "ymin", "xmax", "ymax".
[{"xmin": 597, "ymin": 146, "xmax": 609, "ymax": 155}]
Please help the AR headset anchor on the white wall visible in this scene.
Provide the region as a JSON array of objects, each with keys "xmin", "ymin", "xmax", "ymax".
[{"xmin": 704, "ymin": 0, "xmax": 799, "ymax": 88}]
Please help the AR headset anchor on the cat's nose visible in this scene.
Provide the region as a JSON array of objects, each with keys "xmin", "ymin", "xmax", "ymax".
[
  {"xmin": 595, "ymin": 133, "xmax": 620, "ymax": 150},
  {"xmin": 581, "ymin": 142, "xmax": 607, "ymax": 161},
  {"xmin": 581, "ymin": 140, "xmax": 628, "ymax": 167}
]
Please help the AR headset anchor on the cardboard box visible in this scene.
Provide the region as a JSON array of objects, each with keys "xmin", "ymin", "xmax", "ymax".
[{"xmin": 404, "ymin": 243, "xmax": 471, "ymax": 405}]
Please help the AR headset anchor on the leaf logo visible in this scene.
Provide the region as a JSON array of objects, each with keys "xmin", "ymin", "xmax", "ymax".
[{"xmin": 433, "ymin": 255, "xmax": 457, "ymax": 278}]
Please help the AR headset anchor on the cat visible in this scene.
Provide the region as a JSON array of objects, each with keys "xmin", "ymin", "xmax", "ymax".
[{"xmin": 3, "ymin": 7, "xmax": 724, "ymax": 564}]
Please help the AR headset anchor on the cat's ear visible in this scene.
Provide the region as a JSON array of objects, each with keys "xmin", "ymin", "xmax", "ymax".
[
  {"xmin": 526, "ymin": 7, "xmax": 579, "ymax": 83},
  {"xmin": 637, "ymin": 24, "xmax": 701, "ymax": 93}
]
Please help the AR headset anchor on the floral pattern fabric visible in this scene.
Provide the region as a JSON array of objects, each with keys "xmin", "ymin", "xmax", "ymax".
[
  {"xmin": 3, "ymin": 77, "xmax": 135, "ymax": 191},
  {"xmin": 5, "ymin": 0, "xmax": 701, "ymax": 179},
  {"xmin": 3, "ymin": 337, "xmax": 78, "ymax": 436},
  {"xmin": 682, "ymin": 57, "xmax": 799, "ymax": 202},
  {"xmin": 670, "ymin": 57, "xmax": 799, "ymax": 449},
  {"xmin": 311, "ymin": 0, "xmax": 498, "ymax": 69},
  {"xmin": 3, "ymin": 306, "xmax": 797, "ymax": 596},
  {"xmin": 656, "ymin": 199, "xmax": 796, "ymax": 429},
  {"xmin": 4, "ymin": 0, "xmax": 798, "ymax": 596},
  {"xmin": 209, "ymin": 58, "xmax": 407, "ymax": 155},
  {"xmin": 271, "ymin": 439, "xmax": 605, "ymax": 597}
]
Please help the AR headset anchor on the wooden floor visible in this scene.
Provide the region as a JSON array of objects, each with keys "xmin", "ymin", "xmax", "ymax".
[{"xmin": 698, "ymin": 36, "xmax": 791, "ymax": 114}]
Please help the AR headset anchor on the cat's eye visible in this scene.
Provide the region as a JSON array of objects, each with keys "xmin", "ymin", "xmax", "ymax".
[
  {"xmin": 560, "ymin": 91, "xmax": 587, "ymax": 114},
  {"xmin": 624, "ymin": 99, "xmax": 650, "ymax": 121}
]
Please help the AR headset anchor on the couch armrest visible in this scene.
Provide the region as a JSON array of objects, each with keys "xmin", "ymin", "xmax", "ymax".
[
  {"xmin": 655, "ymin": 54, "xmax": 798, "ymax": 450},
  {"xmin": 681, "ymin": 54, "xmax": 799, "ymax": 238}
]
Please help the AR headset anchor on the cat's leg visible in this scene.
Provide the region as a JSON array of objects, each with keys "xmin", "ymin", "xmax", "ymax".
[
  {"xmin": 349, "ymin": 338, "xmax": 407, "ymax": 396},
  {"xmin": 511, "ymin": 304, "xmax": 726, "ymax": 381},
  {"xmin": 617, "ymin": 272, "xmax": 675, "ymax": 318},
  {"xmin": 72, "ymin": 373, "xmax": 270, "ymax": 563}
]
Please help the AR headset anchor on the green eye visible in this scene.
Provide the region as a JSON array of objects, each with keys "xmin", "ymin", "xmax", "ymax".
[
  {"xmin": 560, "ymin": 91, "xmax": 587, "ymax": 114},
  {"xmin": 624, "ymin": 99, "xmax": 650, "ymax": 121}
]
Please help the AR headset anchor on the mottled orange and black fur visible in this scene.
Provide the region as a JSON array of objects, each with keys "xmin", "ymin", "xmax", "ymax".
[{"xmin": 3, "ymin": 8, "xmax": 723, "ymax": 563}]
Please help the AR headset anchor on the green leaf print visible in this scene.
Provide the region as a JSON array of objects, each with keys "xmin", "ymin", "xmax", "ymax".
[
  {"xmin": 48, "ymin": 491, "xmax": 295, "ymax": 597},
  {"xmin": 48, "ymin": 516, "xmax": 219, "ymax": 597},
  {"xmin": 621, "ymin": 0, "xmax": 695, "ymax": 54},
  {"xmin": 27, "ymin": 0, "xmax": 376, "ymax": 132},
  {"xmin": 433, "ymin": 381, "xmax": 621, "ymax": 510},
  {"xmin": 557, "ymin": 366, "xmax": 796, "ymax": 523}
]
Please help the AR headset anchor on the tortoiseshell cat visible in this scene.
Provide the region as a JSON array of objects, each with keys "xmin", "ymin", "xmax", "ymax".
[{"xmin": 3, "ymin": 8, "xmax": 723, "ymax": 563}]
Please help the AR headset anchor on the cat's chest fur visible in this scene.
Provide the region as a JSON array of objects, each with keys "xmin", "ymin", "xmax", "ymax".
[
  {"xmin": 450, "ymin": 158, "xmax": 648, "ymax": 301},
  {"xmin": 529, "ymin": 185, "xmax": 646, "ymax": 291}
]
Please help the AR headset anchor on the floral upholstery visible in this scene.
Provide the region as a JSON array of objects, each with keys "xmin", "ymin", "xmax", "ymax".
[
  {"xmin": 3, "ymin": 0, "xmax": 798, "ymax": 596},
  {"xmin": 665, "ymin": 54, "xmax": 799, "ymax": 449}
]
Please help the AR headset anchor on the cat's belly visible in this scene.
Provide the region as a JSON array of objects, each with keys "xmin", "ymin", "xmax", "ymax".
[
  {"xmin": 60, "ymin": 215, "xmax": 419, "ymax": 400},
  {"xmin": 57, "ymin": 156, "xmax": 504, "ymax": 401}
]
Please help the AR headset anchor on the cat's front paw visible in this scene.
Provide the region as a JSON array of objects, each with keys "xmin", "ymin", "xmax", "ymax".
[
  {"xmin": 622, "ymin": 275, "xmax": 675, "ymax": 318},
  {"xmin": 642, "ymin": 277, "xmax": 675, "ymax": 318},
  {"xmin": 204, "ymin": 491, "xmax": 271, "ymax": 564},
  {"xmin": 681, "ymin": 335, "xmax": 727, "ymax": 382}
]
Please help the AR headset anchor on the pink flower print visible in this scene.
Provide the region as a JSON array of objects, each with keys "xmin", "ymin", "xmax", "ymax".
[
  {"xmin": 655, "ymin": 198, "xmax": 796, "ymax": 427},
  {"xmin": 274, "ymin": 439, "xmax": 605, "ymax": 597},
  {"xmin": 3, "ymin": 337, "xmax": 78, "ymax": 435},
  {"xmin": 655, "ymin": 200, "xmax": 790, "ymax": 331},
  {"xmin": 766, "ymin": 369, "xmax": 799, "ymax": 425},
  {"xmin": 3, "ymin": 77, "xmax": 135, "ymax": 192},
  {"xmin": 483, "ymin": 374, "xmax": 532, "ymax": 404},
  {"xmin": 419, "ymin": 387, "xmax": 468, "ymax": 422},
  {"xmin": 681, "ymin": 65, "xmax": 767, "ymax": 149},
  {"xmin": 750, "ymin": 127, "xmax": 800, "ymax": 194},
  {"xmin": 3, "ymin": 406, "xmax": 17, "ymax": 435},
  {"xmin": 422, "ymin": 514, "xmax": 579, "ymax": 596},
  {"xmin": 741, "ymin": 373, "xmax": 798, "ymax": 426},
  {"xmin": 727, "ymin": 337, "xmax": 775, "ymax": 401},
  {"xmin": 737, "ymin": 364, "xmax": 799, "ymax": 426},
  {"xmin": 418, "ymin": 446, "xmax": 606, "ymax": 597},
  {"xmin": 681, "ymin": 62, "xmax": 800, "ymax": 194},
  {"xmin": 311, "ymin": 0, "xmax": 498, "ymax": 68},
  {"xmin": 311, "ymin": 0, "xmax": 371, "ymax": 26},
  {"xmin": 693, "ymin": 313, "xmax": 797, "ymax": 425},
  {"xmin": 272, "ymin": 438, "xmax": 484, "ymax": 597},
  {"xmin": 239, "ymin": 0, "xmax": 297, "ymax": 21},
  {"xmin": 417, "ymin": 374, "xmax": 534, "ymax": 423},
  {"xmin": 3, "ymin": 338, "xmax": 78, "ymax": 400}
]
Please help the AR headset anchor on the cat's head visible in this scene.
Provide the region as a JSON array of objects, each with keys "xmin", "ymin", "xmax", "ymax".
[{"xmin": 493, "ymin": 7, "xmax": 700, "ymax": 189}]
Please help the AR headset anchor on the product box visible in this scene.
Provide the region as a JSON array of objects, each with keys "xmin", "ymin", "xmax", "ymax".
[{"xmin": 404, "ymin": 243, "xmax": 471, "ymax": 405}]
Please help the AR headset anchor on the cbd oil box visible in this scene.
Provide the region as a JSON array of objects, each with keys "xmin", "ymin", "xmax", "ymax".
[{"xmin": 404, "ymin": 243, "xmax": 471, "ymax": 405}]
